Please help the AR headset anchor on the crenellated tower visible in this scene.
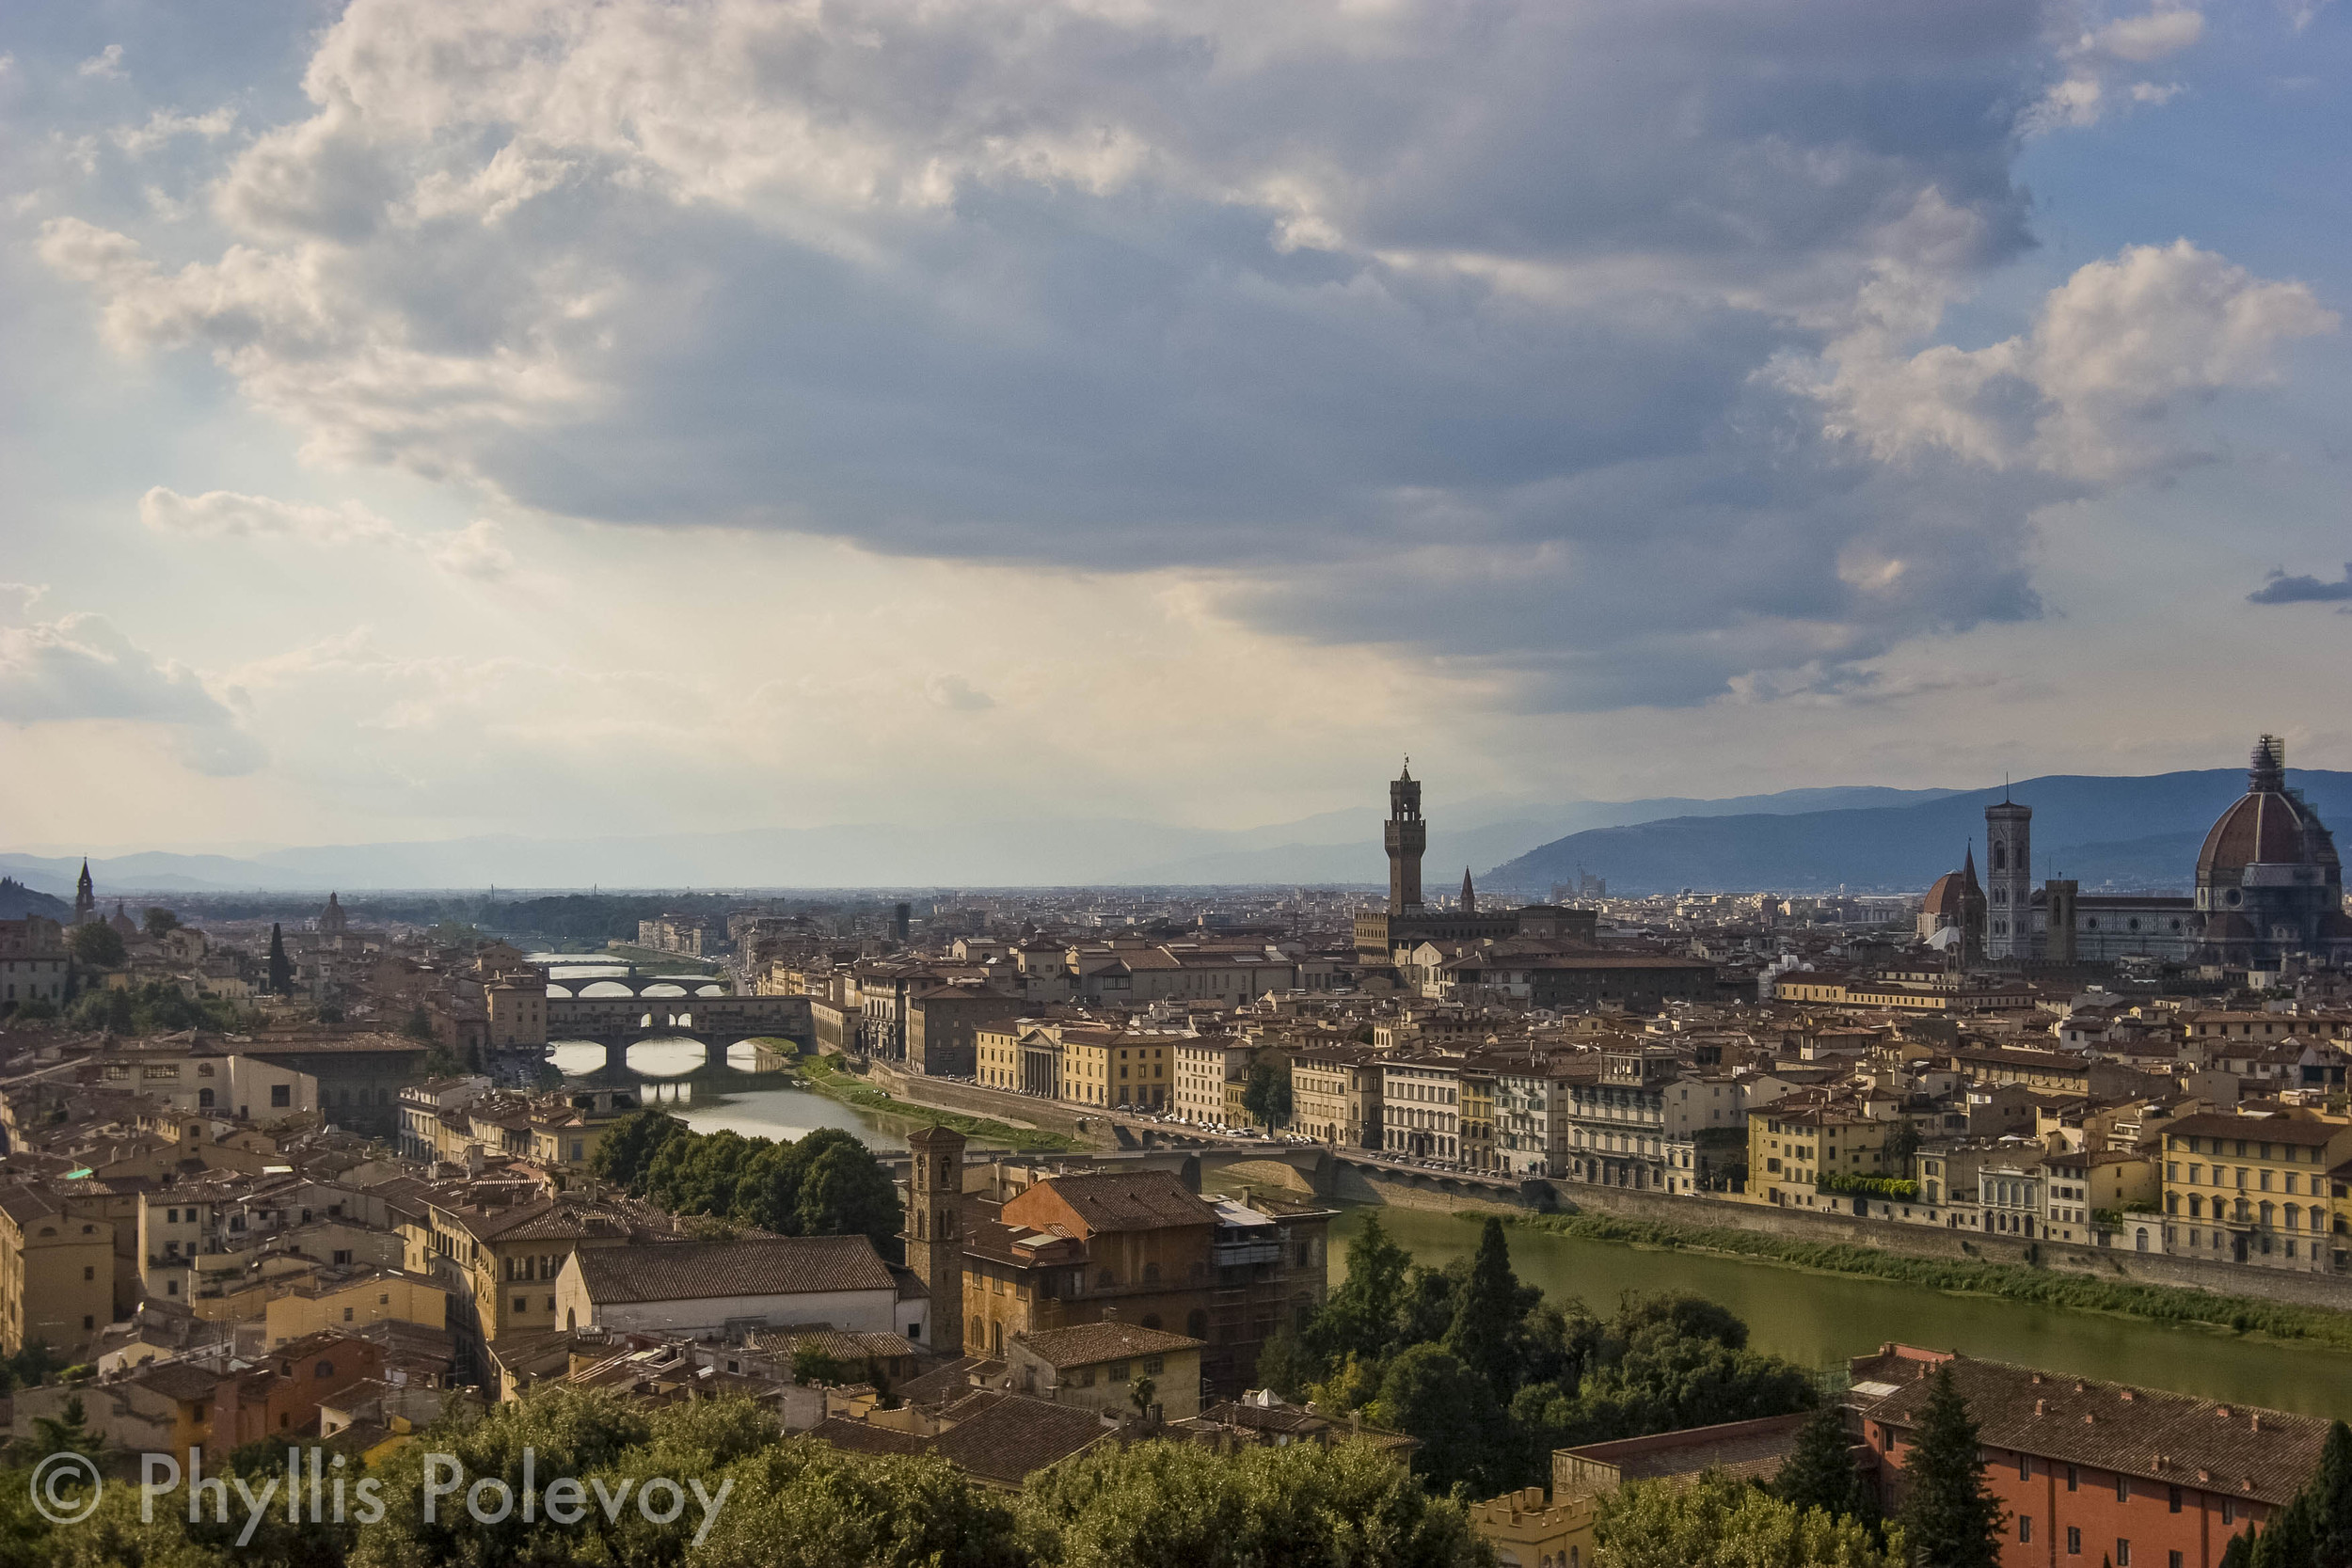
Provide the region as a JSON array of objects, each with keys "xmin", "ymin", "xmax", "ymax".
[{"xmin": 1386, "ymin": 759, "xmax": 1426, "ymax": 913}]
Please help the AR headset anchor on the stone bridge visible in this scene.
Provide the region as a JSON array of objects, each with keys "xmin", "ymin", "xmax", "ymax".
[
  {"xmin": 542, "ymin": 992, "xmax": 814, "ymax": 1068},
  {"xmin": 541, "ymin": 972, "xmax": 727, "ymax": 999}
]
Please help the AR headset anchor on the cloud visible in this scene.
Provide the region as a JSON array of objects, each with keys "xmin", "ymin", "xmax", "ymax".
[
  {"xmin": 2249, "ymin": 564, "xmax": 2352, "ymax": 605},
  {"xmin": 2090, "ymin": 5, "xmax": 2204, "ymax": 61},
  {"xmin": 138, "ymin": 487, "xmax": 514, "ymax": 578},
  {"xmin": 0, "ymin": 610, "xmax": 264, "ymax": 775},
  {"xmin": 33, "ymin": 0, "xmax": 2321, "ymax": 714},
  {"xmin": 1795, "ymin": 240, "xmax": 2337, "ymax": 483},
  {"xmin": 113, "ymin": 106, "xmax": 238, "ymax": 155},
  {"xmin": 925, "ymin": 674, "xmax": 995, "ymax": 712},
  {"xmin": 77, "ymin": 44, "xmax": 123, "ymax": 80},
  {"xmin": 2026, "ymin": 5, "xmax": 2204, "ymax": 132}
]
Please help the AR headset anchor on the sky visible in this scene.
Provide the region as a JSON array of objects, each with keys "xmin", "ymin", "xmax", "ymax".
[{"xmin": 1, "ymin": 0, "xmax": 2348, "ymax": 855}]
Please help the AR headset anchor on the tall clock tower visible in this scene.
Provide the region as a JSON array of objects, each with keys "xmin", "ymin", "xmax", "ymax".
[
  {"xmin": 903, "ymin": 1123, "xmax": 966, "ymax": 1354},
  {"xmin": 1386, "ymin": 759, "xmax": 1426, "ymax": 912}
]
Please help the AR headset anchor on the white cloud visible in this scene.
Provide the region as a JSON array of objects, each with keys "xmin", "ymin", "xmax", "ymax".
[
  {"xmin": 2090, "ymin": 5, "xmax": 2204, "ymax": 61},
  {"xmin": 1794, "ymin": 240, "xmax": 2337, "ymax": 482},
  {"xmin": 139, "ymin": 487, "xmax": 516, "ymax": 578},
  {"xmin": 0, "ymin": 609, "xmax": 263, "ymax": 776},
  {"xmin": 77, "ymin": 44, "xmax": 123, "ymax": 80},
  {"xmin": 2026, "ymin": 5, "xmax": 2204, "ymax": 132},
  {"xmin": 113, "ymin": 105, "xmax": 239, "ymax": 155}
]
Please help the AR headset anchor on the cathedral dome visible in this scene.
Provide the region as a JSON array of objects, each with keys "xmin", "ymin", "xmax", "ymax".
[
  {"xmin": 2195, "ymin": 736, "xmax": 2340, "ymax": 888},
  {"xmin": 1921, "ymin": 872, "xmax": 1970, "ymax": 918}
]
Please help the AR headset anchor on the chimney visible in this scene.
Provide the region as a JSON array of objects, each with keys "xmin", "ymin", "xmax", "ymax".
[
  {"xmin": 2034, "ymin": 1400, "xmax": 2045, "ymax": 1417},
  {"xmin": 2250, "ymin": 1414, "xmax": 2262, "ymax": 1432}
]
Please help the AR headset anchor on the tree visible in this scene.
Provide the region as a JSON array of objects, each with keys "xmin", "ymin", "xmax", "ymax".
[
  {"xmin": 142, "ymin": 907, "xmax": 180, "ymax": 939},
  {"xmin": 590, "ymin": 1107, "xmax": 690, "ymax": 1193},
  {"xmin": 1443, "ymin": 1216, "xmax": 1524, "ymax": 1402},
  {"xmin": 401, "ymin": 1005, "xmax": 436, "ymax": 1042},
  {"xmin": 1241, "ymin": 1057, "xmax": 1293, "ymax": 1129},
  {"xmin": 1775, "ymin": 1405, "xmax": 1876, "ymax": 1525},
  {"xmin": 2252, "ymin": 1492, "xmax": 2317, "ymax": 1568},
  {"xmin": 2312, "ymin": 1419, "xmax": 2352, "ymax": 1568},
  {"xmin": 1130, "ymin": 1376, "xmax": 1156, "ymax": 1419},
  {"xmin": 1364, "ymin": 1343, "xmax": 1506, "ymax": 1495},
  {"xmin": 2220, "ymin": 1528, "xmax": 2256, "ymax": 1568},
  {"xmin": 1309, "ymin": 1212, "xmax": 1412, "ymax": 1369},
  {"xmin": 790, "ymin": 1132, "xmax": 904, "ymax": 1258},
  {"xmin": 1018, "ymin": 1425, "xmax": 1489, "ymax": 1568},
  {"xmin": 1596, "ymin": 1471, "xmax": 1902, "ymax": 1568},
  {"xmin": 1881, "ymin": 1118, "xmax": 1922, "ymax": 1173},
  {"xmin": 1254, "ymin": 1323, "xmax": 1318, "ymax": 1401},
  {"xmin": 69, "ymin": 922, "xmax": 124, "ymax": 969},
  {"xmin": 1896, "ymin": 1364, "xmax": 2006, "ymax": 1568},
  {"xmin": 31, "ymin": 1394, "xmax": 101, "ymax": 1458},
  {"xmin": 265, "ymin": 923, "xmax": 294, "ymax": 996}
]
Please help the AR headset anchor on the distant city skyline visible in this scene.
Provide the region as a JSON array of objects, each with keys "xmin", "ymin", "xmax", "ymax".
[{"xmin": 3, "ymin": 0, "xmax": 2347, "ymax": 849}]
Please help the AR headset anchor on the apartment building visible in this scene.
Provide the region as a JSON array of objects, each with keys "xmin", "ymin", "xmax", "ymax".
[
  {"xmin": 2157, "ymin": 1111, "xmax": 2352, "ymax": 1271},
  {"xmin": 1291, "ymin": 1043, "xmax": 1383, "ymax": 1149},
  {"xmin": 1381, "ymin": 1057, "xmax": 1462, "ymax": 1160}
]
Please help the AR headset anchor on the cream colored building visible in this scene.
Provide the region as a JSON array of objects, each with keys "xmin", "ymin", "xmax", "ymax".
[
  {"xmin": 0, "ymin": 1184, "xmax": 115, "ymax": 1354},
  {"xmin": 263, "ymin": 1270, "xmax": 447, "ymax": 1347},
  {"xmin": 1173, "ymin": 1037, "xmax": 1252, "ymax": 1126}
]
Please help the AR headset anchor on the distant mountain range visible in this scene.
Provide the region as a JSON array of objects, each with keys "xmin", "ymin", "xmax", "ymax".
[
  {"xmin": 1486, "ymin": 768, "xmax": 2352, "ymax": 896},
  {"xmin": 0, "ymin": 784, "xmax": 1957, "ymax": 895}
]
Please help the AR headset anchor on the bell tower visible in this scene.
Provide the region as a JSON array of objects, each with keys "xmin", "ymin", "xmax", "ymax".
[
  {"xmin": 1984, "ymin": 794, "xmax": 2032, "ymax": 961},
  {"xmin": 1386, "ymin": 759, "xmax": 1426, "ymax": 913},
  {"xmin": 72, "ymin": 860, "xmax": 95, "ymax": 926},
  {"xmin": 903, "ymin": 1122, "xmax": 966, "ymax": 1354}
]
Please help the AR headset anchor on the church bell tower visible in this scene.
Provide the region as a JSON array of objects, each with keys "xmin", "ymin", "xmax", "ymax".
[
  {"xmin": 1984, "ymin": 795, "xmax": 2033, "ymax": 961},
  {"xmin": 1386, "ymin": 760, "xmax": 1426, "ymax": 913},
  {"xmin": 902, "ymin": 1123, "xmax": 966, "ymax": 1354}
]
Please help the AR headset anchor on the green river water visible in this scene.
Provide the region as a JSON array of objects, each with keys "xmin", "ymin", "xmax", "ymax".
[{"xmin": 1330, "ymin": 1206, "xmax": 2352, "ymax": 1422}]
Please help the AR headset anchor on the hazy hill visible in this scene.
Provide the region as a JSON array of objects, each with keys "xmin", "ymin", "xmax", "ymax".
[
  {"xmin": 0, "ymin": 784, "xmax": 1956, "ymax": 893},
  {"xmin": 0, "ymin": 878, "xmax": 71, "ymax": 920},
  {"xmin": 1486, "ymin": 768, "xmax": 2352, "ymax": 896}
]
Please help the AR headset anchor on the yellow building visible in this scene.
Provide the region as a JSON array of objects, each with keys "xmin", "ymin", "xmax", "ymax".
[
  {"xmin": 0, "ymin": 1184, "xmax": 116, "ymax": 1354},
  {"xmin": 1745, "ymin": 1101, "xmax": 1899, "ymax": 1209},
  {"xmin": 485, "ymin": 981, "xmax": 548, "ymax": 1048},
  {"xmin": 1289, "ymin": 1044, "xmax": 1383, "ymax": 1149},
  {"xmin": 1468, "ymin": 1487, "xmax": 1597, "ymax": 1568},
  {"xmin": 1461, "ymin": 1071, "xmax": 1498, "ymax": 1172},
  {"xmin": 2160, "ymin": 1111, "xmax": 2352, "ymax": 1270},
  {"xmin": 1060, "ymin": 1029, "xmax": 1173, "ymax": 1112},
  {"xmin": 263, "ymin": 1271, "xmax": 448, "ymax": 1347}
]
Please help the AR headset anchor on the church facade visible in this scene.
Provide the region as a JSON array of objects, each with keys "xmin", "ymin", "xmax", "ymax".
[{"xmin": 1923, "ymin": 736, "xmax": 2350, "ymax": 971}]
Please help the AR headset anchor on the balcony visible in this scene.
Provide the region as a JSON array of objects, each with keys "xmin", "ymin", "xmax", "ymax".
[{"xmin": 1212, "ymin": 1239, "xmax": 1282, "ymax": 1267}]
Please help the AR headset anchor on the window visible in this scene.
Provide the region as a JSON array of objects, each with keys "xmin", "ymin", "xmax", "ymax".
[
  {"xmin": 2168, "ymin": 1485, "xmax": 2182, "ymax": 1513},
  {"xmin": 343, "ymin": 1307, "xmax": 355, "ymax": 1322},
  {"xmin": 2116, "ymin": 1475, "xmax": 2129, "ymax": 1502},
  {"xmin": 2019, "ymin": 1516, "xmax": 2032, "ymax": 1544},
  {"xmin": 2067, "ymin": 1526, "xmax": 2082, "ymax": 1555},
  {"xmin": 83, "ymin": 1266, "xmax": 94, "ymax": 1281},
  {"xmin": 271, "ymin": 1085, "xmax": 291, "ymax": 1107},
  {"xmin": 2116, "ymin": 1542, "xmax": 2130, "ymax": 1567},
  {"xmin": 514, "ymin": 1296, "xmax": 528, "ymax": 1312},
  {"xmin": 316, "ymin": 1360, "xmax": 335, "ymax": 1378}
]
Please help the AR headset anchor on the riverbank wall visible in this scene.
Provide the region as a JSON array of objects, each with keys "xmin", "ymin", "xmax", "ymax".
[
  {"xmin": 1531, "ymin": 1182, "xmax": 2352, "ymax": 1312},
  {"xmin": 834, "ymin": 1067, "xmax": 2352, "ymax": 1311},
  {"xmin": 863, "ymin": 1063, "xmax": 1113, "ymax": 1146}
]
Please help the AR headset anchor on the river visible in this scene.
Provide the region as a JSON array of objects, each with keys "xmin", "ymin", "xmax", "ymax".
[{"xmin": 1332, "ymin": 1206, "xmax": 2352, "ymax": 1421}]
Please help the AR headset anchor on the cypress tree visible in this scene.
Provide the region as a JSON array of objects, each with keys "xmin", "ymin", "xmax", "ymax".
[
  {"xmin": 1443, "ymin": 1216, "xmax": 1524, "ymax": 1402},
  {"xmin": 1776, "ymin": 1403, "xmax": 1874, "ymax": 1522},
  {"xmin": 1896, "ymin": 1363, "xmax": 2006, "ymax": 1568},
  {"xmin": 2252, "ymin": 1492, "xmax": 2317, "ymax": 1568},
  {"xmin": 266, "ymin": 922, "xmax": 294, "ymax": 995},
  {"xmin": 2314, "ymin": 1420, "xmax": 2352, "ymax": 1568},
  {"xmin": 2221, "ymin": 1527, "xmax": 2256, "ymax": 1568}
]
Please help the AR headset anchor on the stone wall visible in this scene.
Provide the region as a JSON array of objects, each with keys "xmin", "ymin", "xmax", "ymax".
[
  {"xmin": 863, "ymin": 1063, "xmax": 1111, "ymax": 1144},
  {"xmin": 1536, "ymin": 1181, "xmax": 2352, "ymax": 1312}
]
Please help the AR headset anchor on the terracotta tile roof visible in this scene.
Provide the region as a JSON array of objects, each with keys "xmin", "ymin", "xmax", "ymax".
[
  {"xmin": 804, "ymin": 1418, "xmax": 930, "ymax": 1458},
  {"xmin": 573, "ymin": 1236, "xmax": 895, "ymax": 1305},
  {"xmin": 1014, "ymin": 1322, "xmax": 1202, "ymax": 1370},
  {"xmin": 1850, "ymin": 1351, "xmax": 2328, "ymax": 1505},
  {"xmin": 1023, "ymin": 1170, "xmax": 1219, "ymax": 1234},
  {"xmin": 927, "ymin": 1393, "xmax": 1118, "ymax": 1486}
]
